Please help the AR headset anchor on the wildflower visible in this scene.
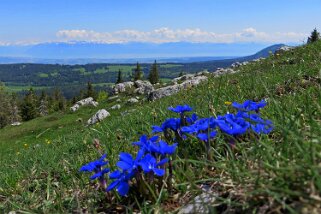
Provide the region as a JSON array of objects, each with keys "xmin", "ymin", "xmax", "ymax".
[
  {"xmin": 116, "ymin": 151, "xmax": 143, "ymax": 173},
  {"xmin": 186, "ymin": 113, "xmax": 198, "ymax": 124},
  {"xmin": 16, "ymin": 151, "xmax": 21, "ymax": 155},
  {"xmin": 150, "ymin": 141, "xmax": 178, "ymax": 156},
  {"xmin": 132, "ymin": 135, "xmax": 159, "ymax": 153},
  {"xmin": 24, "ymin": 143, "xmax": 28, "ymax": 147},
  {"xmin": 216, "ymin": 114, "xmax": 250, "ymax": 135},
  {"xmin": 232, "ymin": 100, "xmax": 267, "ymax": 112},
  {"xmin": 107, "ymin": 170, "xmax": 135, "ymax": 196},
  {"xmin": 168, "ymin": 105, "xmax": 192, "ymax": 114},
  {"xmin": 80, "ymin": 154, "xmax": 108, "ymax": 172},
  {"xmin": 197, "ymin": 131, "xmax": 217, "ymax": 142},
  {"xmin": 251, "ymin": 121, "xmax": 274, "ymax": 134},
  {"xmin": 224, "ymin": 101, "xmax": 232, "ymax": 105},
  {"xmin": 152, "ymin": 118, "xmax": 181, "ymax": 133},
  {"xmin": 139, "ymin": 154, "xmax": 168, "ymax": 176}
]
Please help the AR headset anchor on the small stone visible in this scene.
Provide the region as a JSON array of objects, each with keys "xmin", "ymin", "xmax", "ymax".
[
  {"xmin": 87, "ymin": 109, "xmax": 110, "ymax": 125},
  {"xmin": 110, "ymin": 104, "xmax": 121, "ymax": 110},
  {"xmin": 127, "ymin": 98, "xmax": 139, "ymax": 103}
]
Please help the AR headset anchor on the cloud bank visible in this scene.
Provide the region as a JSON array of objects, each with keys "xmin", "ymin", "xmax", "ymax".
[{"xmin": 56, "ymin": 27, "xmax": 307, "ymax": 44}]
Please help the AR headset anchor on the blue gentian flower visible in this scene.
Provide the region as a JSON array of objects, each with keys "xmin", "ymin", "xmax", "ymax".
[
  {"xmin": 186, "ymin": 113, "xmax": 198, "ymax": 124},
  {"xmin": 116, "ymin": 151, "xmax": 144, "ymax": 173},
  {"xmin": 197, "ymin": 131, "xmax": 217, "ymax": 142},
  {"xmin": 168, "ymin": 105, "xmax": 192, "ymax": 114},
  {"xmin": 181, "ymin": 125, "xmax": 198, "ymax": 134},
  {"xmin": 139, "ymin": 154, "xmax": 168, "ymax": 176},
  {"xmin": 132, "ymin": 135, "xmax": 159, "ymax": 153},
  {"xmin": 251, "ymin": 123, "xmax": 273, "ymax": 134},
  {"xmin": 80, "ymin": 154, "xmax": 108, "ymax": 172},
  {"xmin": 90, "ymin": 168, "xmax": 110, "ymax": 180},
  {"xmin": 152, "ymin": 118, "xmax": 181, "ymax": 133},
  {"xmin": 151, "ymin": 140, "xmax": 178, "ymax": 156},
  {"xmin": 107, "ymin": 170, "xmax": 135, "ymax": 196},
  {"xmin": 216, "ymin": 114, "xmax": 250, "ymax": 135},
  {"xmin": 232, "ymin": 100, "xmax": 267, "ymax": 112}
]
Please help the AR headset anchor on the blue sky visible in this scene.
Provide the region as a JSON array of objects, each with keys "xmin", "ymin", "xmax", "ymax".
[{"xmin": 0, "ymin": 0, "xmax": 320, "ymax": 45}]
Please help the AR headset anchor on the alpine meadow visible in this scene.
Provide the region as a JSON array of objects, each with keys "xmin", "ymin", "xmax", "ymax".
[{"xmin": 0, "ymin": 1, "xmax": 321, "ymax": 213}]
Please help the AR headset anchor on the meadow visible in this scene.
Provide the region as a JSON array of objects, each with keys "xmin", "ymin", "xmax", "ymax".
[{"xmin": 0, "ymin": 42, "xmax": 321, "ymax": 213}]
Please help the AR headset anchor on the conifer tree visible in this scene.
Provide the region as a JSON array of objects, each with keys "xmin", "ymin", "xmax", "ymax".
[
  {"xmin": 20, "ymin": 88, "xmax": 38, "ymax": 121},
  {"xmin": 116, "ymin": 69, "xmax": 123, "ymax": 84},
  {"xmin": 86, "ymin": 81, "xmax": 96, "ymax": 99},
  {"xmin": 134, "ymin": 62, "xmax": 142, "ymax": 81},
  {"xmin": 38, "ymin": 91, "xmax": 48, "ymax": 116},
  {"xmin": 307, "ymin": 28, "xmax": 320, "ymax": 44},
  {"xmin": 148, "ymin": 60, "xmax": 159, "ymax": 84},
  {"xmin": 0, "ymin": 82, "xmax": 10, "ymax": 128},
  {"xmin": 52, "ymin": 88, "xmax": 66, "ymax": 111},
  {"xmin": 9, "ymin": 93, "xmax": 21, "ymax": 123}
]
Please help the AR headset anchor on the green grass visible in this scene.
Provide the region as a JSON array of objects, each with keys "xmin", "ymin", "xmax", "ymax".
[
  {"xmin": 93, "ymin": 67, "xmax": 109, "ymax": 74},
  {"xmin": 37, "ymin": 73, "xmax": 49, "ymax": 78},
  {"xmin": 4, "ymin": 85, "xmax": 51, "ymax": 92},
  {"xmin": 73, "ymin": 67, "xmax": 91, "ymax": 76},
  {"xmin": 107, "ymin": 65, "xmax": 136, "ymax": 73},
  {"xmin": 1, "ymin": 42, "xmax": 321, "ymax": 213},
  {"xmin": 160, "ymin": 64, "xmax": 183, "ymax": 68}
]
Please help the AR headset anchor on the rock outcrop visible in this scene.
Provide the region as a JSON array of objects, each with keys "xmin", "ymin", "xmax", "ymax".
[
  {"xmin": 148, "ymin": 75, "xmax": 208, "ymax": 101},
  {"xmin": 113, "ymin": 80, "xmax": 154, "ymax": 95},
  {"xmin": 113, "ymin": 81, "xmax": 135, "ymax": 94},
  {"xmin": 70, "ymin": 97, "xmax": 98, "ymax": 112},
  {"xmin": 134, "ymin": 80, "xmax": 154, "ymax": 94},
  {"xmin": 87, "ymin": 109, "xmax": 110, "ymax": 125}
]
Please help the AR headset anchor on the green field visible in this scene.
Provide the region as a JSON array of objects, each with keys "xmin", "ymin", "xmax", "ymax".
[
  {"xmin": 160, "ymin": 64, "xmax": 183, "ymax": 68},
  {"xmin": 1, "ymin": 42, "xmax": 321, "ymax": 213},
  {"xmin": 4, "ymin": 84, "xmax": 51, "ymax": 92}
]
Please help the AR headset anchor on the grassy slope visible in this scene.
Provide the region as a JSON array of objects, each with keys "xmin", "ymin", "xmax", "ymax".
[{"xmin": 1, "ymin": 42, "xmax": 321, "ymax": 213}]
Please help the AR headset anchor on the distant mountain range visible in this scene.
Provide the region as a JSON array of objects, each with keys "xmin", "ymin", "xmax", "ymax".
[{"xmin": 0, "ymin": 42, "xmax": 290, "ymax": 64}]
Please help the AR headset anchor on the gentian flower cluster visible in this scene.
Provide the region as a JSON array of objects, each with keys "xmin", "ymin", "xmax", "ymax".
[{"xmin": 79, "ymin": 100, "xmax": 273, "ymax": 199}]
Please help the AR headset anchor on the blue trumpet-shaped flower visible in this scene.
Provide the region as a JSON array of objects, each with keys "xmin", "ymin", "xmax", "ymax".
[
  {"xmin": 186, "ymin": 113, "xmax": 198, "ymax": 124},
  {"xmin": 232, "ymin": 100, "xmax": 267, "ymax": 112},
  {"xmin": 197, "ymin": 131, "xmax": 217, "ymax": 142},
  {"xmin": 168, "ymin": 105, "xmax": 192, "ymax": 114},
  {"xmin": 79, "ymin": 154, "xmax": 108, "ymax": 172},
  {"xmin": 79, "ymin": 154, "xmax": 110, "ymax": 181},
  {"xmin": 216, "ymin": 114, "xmax": 250, "ymax": 135},
  {"xmin": 132, "ymin": 135, "xmax": 159, "ymax": 153},
  {"xmin": 116, "ymin": 151, "xmax": 144, "ymax": 173},
  {"xmin": 181, "ymin": 117, "xmax": 216, "ymax": 134},
  {"xmin": 251, "ymin": 120, "xmax": 274, "ymax": 134},
  {"xmin": 90, "ymin": 168, "xmax": 110, "ymax": 180},
  {"xmin": 150, "ymin": 140, "xmax": 178, "ymax": 156},
  {"xmin": 107, "ymin": 170, "xmax": 135, "ymax": 196},
  {"xmin": 139, "ymin": 154, "xmax": 168, "ymax": 176},
  {"xmin": 152, "ymin": 118, "xmax": 181, "ymax": 133}
]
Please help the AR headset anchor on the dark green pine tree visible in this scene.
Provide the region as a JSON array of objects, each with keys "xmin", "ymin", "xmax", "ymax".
[
  {"xmin": 38, "ymin": 90, "xmax": 49, "ymax": 116},
  {"xmin": 148, "ymin": 60, "xmax": 159, "ymax": 84},
  {"xmin": 20, "ymin": 88, "xmax": 38, "ymax": 121},
  {"xmin": 0, "ymin": 82, "xmax": 10, "ymax": 128},
  {"xmin": 116, "ymin": 69, "xmax": 123, "ymax": 84},
  {"xmin": 86, "ymin": 81, "xmax": 96, "ymax": 99},
  {"xmin": 52, "ymin": 88, "xmax": 66, "ymax": 111},
  {"xmin": 307, "ymin": 28, "xmax": 320, "ymax": 44},
  {"xmin": 134, "ymin": 62, "xmax": 142, "ymax": 81},
  {"xmin": 9, "ymin": 93, "xmax": 21, "ymax": 123}
]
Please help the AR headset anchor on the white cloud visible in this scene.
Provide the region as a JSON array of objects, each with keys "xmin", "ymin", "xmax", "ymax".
[{"xmin": 56, "ymin": 27, "xmax": 308, "ymax": 44}]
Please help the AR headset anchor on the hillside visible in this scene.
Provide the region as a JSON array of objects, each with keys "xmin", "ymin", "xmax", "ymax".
[
  {"xmin": 0, "ymin": 44, "xmax": 285, "ymax": 99},
  {"xmin": 0, "ymin": 41, "xmax": 321, "ymax": 213}
]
